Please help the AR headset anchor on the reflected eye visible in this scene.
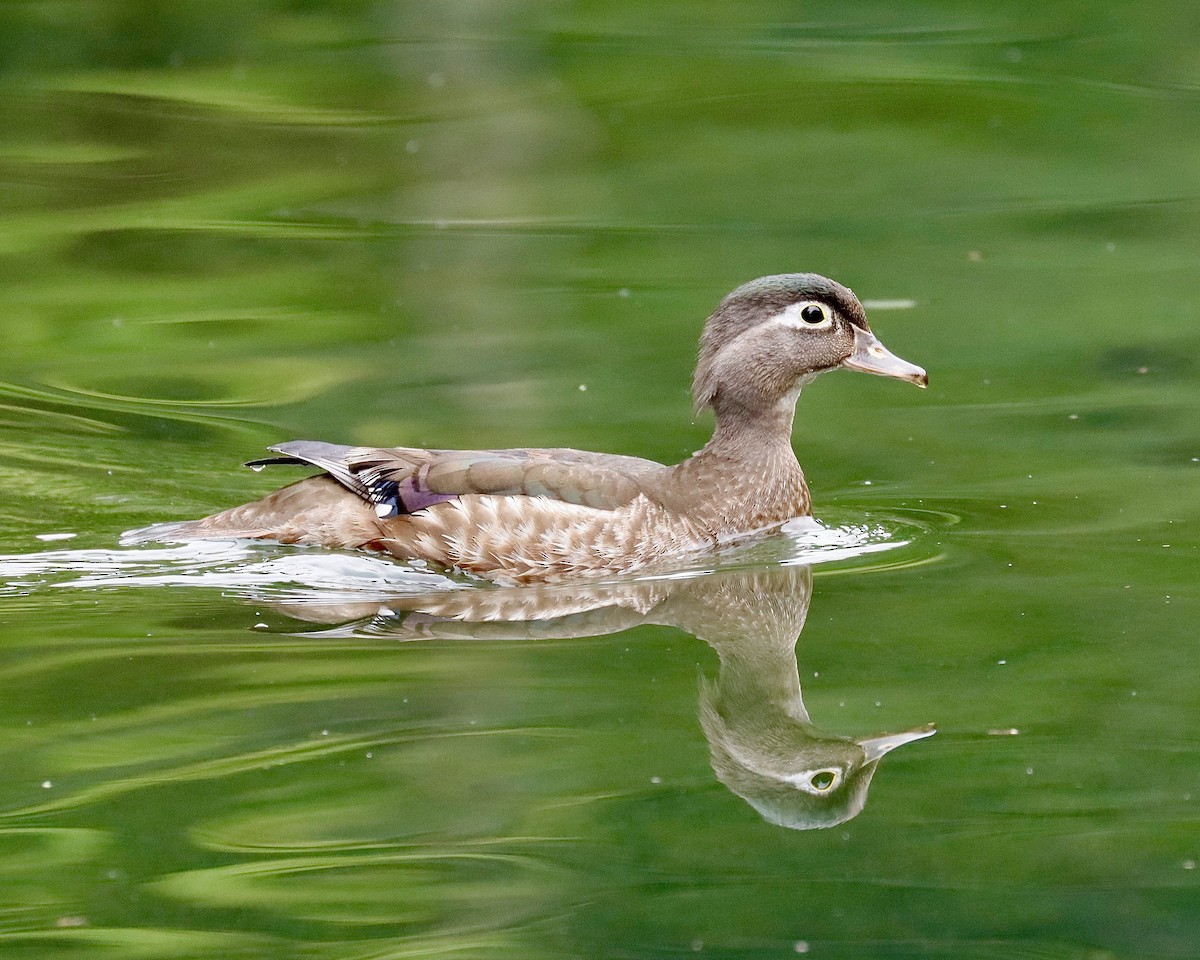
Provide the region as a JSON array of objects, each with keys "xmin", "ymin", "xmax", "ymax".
[
  {"xmin": 810, "ymin": 771, "xmax": 836, "ymax": 791},
  {"xmin": 785, "ymin": 767, "xmax": 842, "ymax": 794},
  {"xmin": 801, "ymin": 304, "xmax": 828, "ymax": 325}
]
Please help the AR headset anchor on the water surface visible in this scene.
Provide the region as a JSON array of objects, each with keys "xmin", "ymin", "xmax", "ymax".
[{"xmin": 1, "ymin": 2, "xmax": 1199, "ymax": 957}]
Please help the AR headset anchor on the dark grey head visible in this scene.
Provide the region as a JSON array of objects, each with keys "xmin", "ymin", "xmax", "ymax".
[{"xmin": 692, "ymin": 273, "xmax": 927, "ymax": 414}]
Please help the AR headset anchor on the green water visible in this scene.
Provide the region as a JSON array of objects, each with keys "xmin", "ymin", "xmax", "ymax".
[{"xmin": 2, "ymin": 2, "xmax": 1199, "ymax": 957}]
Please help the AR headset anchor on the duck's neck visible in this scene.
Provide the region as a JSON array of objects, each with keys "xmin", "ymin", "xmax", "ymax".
[
  {"xmin": 707, "ymin": 387, "xmax": 799, "ymax": 458},
  {"xmin": 670, "ymin": 389, "xmax": 810, "ymax": 536},
  {"xmin": 706, "ymin": 631, "xmax": 812, "ymax": 726}
]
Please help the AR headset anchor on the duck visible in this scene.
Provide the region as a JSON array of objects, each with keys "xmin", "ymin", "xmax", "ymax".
[{"xmin": 131, "ymin": 274, "xmax": 926, "ymax": 583}]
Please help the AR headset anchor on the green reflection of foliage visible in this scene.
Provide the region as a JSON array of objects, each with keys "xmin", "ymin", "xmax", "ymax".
[
  {"xmin": 0, "ymin": 0, "xmax": 1199, "ymax": 958},
  {"xmin": 0, "ymin": 928, "xmax": 275, "ymax": 960},
  {"xmin": 152, "ymin": 849, "xmax": 559, "ymax": 925}
]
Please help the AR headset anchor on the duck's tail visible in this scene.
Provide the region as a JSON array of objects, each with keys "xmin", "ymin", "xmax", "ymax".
[{"xmin": 121, "ymin": 475, "xmax": 381, "ymax": 549}]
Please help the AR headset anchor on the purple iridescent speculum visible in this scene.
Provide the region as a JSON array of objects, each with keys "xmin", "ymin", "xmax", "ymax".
[{"xmin": 396, "ymin": 476, "xmax": 458, "ymax": 514}]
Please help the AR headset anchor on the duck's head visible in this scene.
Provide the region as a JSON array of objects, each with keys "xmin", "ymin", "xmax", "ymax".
[{"xmin": 692, "ymin": 273, "xmax": 927, "ymax": 415}]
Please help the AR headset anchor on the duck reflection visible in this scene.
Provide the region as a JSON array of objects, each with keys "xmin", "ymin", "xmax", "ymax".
[
  {"xmin": 689, "ymin": 567, "xmax": 934, "ymax": 829},
  {"xmin": 279, "ymin": 563, "xmax": 934, "ymax": 829}
]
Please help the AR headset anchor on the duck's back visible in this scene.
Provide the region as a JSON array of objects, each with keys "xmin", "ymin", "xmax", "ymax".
[{"xmin": 134, "ymin": 440, "xmax": 709, "ymax": 582}]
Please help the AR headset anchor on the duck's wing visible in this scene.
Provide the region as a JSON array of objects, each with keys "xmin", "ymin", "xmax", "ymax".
[{"xmin": 247, "ymin": 440, "xmax": 666, "ymax": 517}]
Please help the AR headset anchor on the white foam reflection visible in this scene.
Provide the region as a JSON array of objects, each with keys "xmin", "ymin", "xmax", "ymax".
[
  {"xmin": 0, "ymin": 513, "xmax": 935, "ymax": 604},
  {"xmin": 0, "ymin": 539, "xmax": 460, "ymax": 601}
]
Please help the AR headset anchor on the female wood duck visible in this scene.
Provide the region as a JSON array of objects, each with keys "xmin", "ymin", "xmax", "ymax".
[{"xmin": 134, "ymin": 274, "xmax": 926, "ymax": 583}]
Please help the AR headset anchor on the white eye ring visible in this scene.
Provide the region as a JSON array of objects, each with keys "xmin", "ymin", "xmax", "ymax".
[
  {"xmin": 773, "ymin": 300, "xmax": 834, "ymax": 331},
  {"xmin": 783, "ymin": 767, "xmax": 843, "ymax": 794}
]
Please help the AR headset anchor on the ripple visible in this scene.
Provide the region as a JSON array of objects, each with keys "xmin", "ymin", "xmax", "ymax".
[
  {"xmin": 0, "ymin": 508, "xmax": 949, "ymax": 606},
  {"xmin": 0, "ymin": 540, "xmax": 460, "ymax": 602},
  {"xmin": 648, "ymin": 509, "xmax": 953, "ymax": 580}
]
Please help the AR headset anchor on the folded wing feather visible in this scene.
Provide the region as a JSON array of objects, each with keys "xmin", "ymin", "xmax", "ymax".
[{"xmin": 249, "ymin": 439, "xmax": 662, "ymax": 515}]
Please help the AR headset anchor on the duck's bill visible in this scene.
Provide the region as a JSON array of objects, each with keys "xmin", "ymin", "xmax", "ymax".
[
  {"xmin": 843, "ymin": 327, "xmax": 928, "ymax": 388},
  {"xmin": 857, "ymin": 723, "xmax": 937, "ymax": 762}
]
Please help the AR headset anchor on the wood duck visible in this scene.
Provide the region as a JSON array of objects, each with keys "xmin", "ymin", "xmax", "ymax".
[{"xmin": 131, "ymin": 274, "xmax": 926, "ymax": 583}]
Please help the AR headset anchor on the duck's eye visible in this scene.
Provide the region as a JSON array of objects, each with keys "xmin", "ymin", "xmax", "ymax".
[
  {"xmin": 773, "ymin": 300, "xmax": 834, "ymax": 331},
  {"xmin": 810, "ymin": 771, "xmax": 836, "ymax": 791}
]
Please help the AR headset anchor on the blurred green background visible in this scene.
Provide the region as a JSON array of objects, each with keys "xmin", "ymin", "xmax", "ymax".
[{"xmin": 1, "ymin": 1, "xmax": 1199, "ymax": 957}]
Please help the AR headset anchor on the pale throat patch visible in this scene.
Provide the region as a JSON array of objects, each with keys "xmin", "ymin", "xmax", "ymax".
[
  {"xmin": 774, "ymin": 383, "xmax": 805, "ymax": 412},
  {"xmin": 775, "ymin": 369, "xmax": 823, "ymax": 411}
]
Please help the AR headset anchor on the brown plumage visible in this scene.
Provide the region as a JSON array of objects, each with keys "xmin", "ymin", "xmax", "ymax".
[{"xmin": 130, "ymin": 274, "xmax": 927, "ymax": 583}]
